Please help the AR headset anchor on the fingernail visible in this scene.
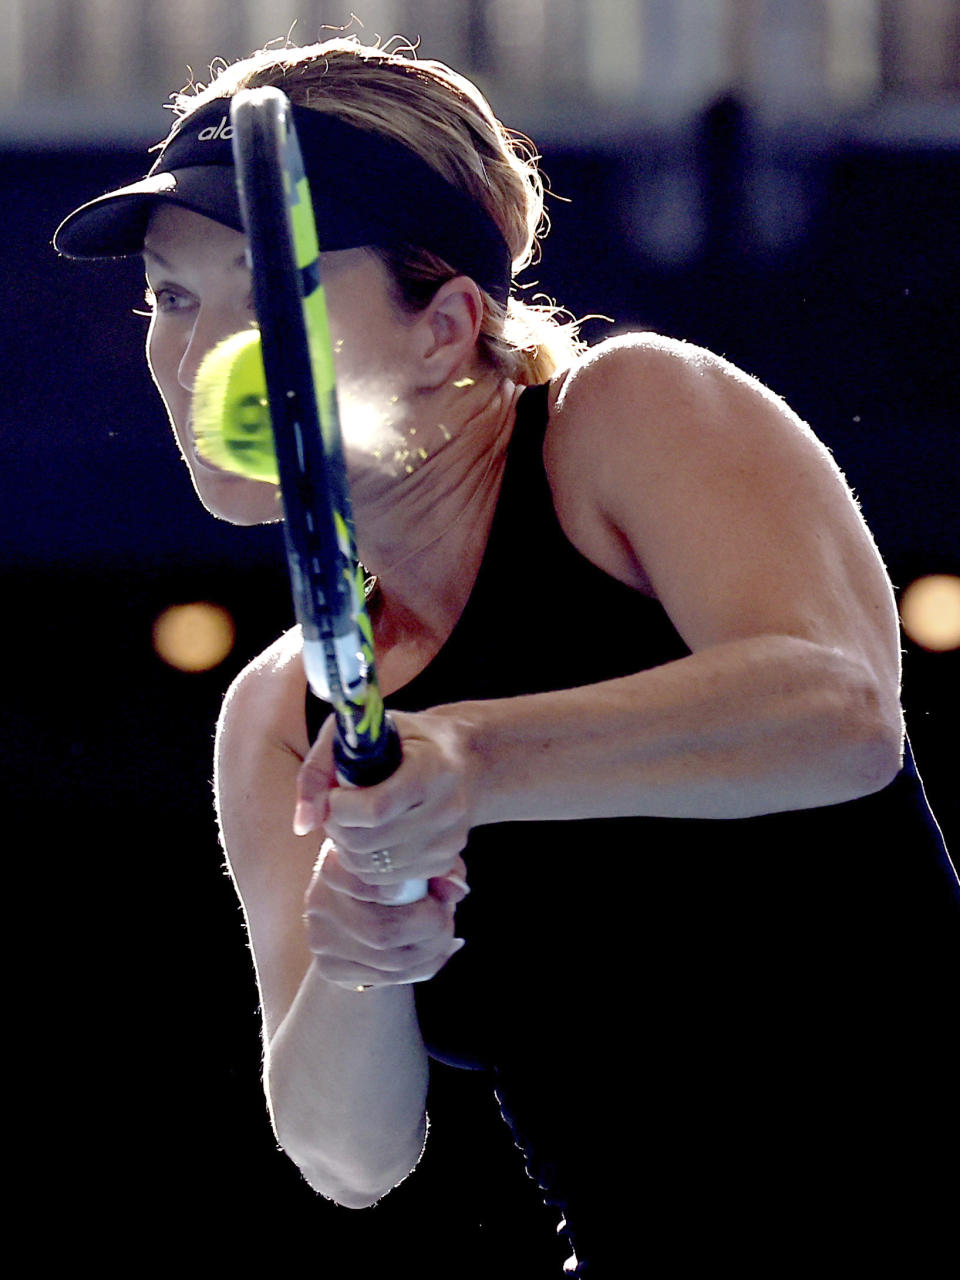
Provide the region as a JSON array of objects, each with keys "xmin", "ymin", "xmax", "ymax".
[
  {"xmin": 446, "ymin": 875, "xmax": 470, "ymax": 896},
  {"xmin": 450, "ymin": 937, "xmax": 466, "ymax": 954},
  {"xmin": 293, "ymin": 800, "xmax": 317, "ymax": 836}
]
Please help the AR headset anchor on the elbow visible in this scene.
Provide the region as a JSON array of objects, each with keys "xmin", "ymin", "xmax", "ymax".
[
  {"xmin": 282, "ymin": 1146, "xmax": 418, "ymax": 1210},
  {"xmin": 301, "ymin": 1168, "xmax": 394, "ymax": 1211},
  {"xmin": 842, "ymin": 725, "xmax": 902, "ymax": 799},
  {"xmin": 856, "ymin": 716, "xmax": 903, "ymax": 795},
  {"xmin": 273, "ymin": 1115, "xmax": 426, "ymax": 1210},
  {"xmin": 314, "ymin": 1154, "xmax": 422, "ymax": 1210},
  {"xmin": 831, "ymin": 664, "xmax": 904, "ymax": 800}
]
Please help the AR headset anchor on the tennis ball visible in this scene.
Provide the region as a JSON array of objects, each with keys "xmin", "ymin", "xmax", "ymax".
[{"xmin": 192, "ymin": 329, "xmax": 279, "ymax": 483}]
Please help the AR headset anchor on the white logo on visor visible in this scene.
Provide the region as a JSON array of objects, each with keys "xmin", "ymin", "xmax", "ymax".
[{"xmin": 198, "ymin": 117, "xmax": 233, "ymax": 141}]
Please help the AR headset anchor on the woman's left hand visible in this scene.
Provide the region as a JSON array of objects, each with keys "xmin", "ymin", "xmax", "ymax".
[{"xmin": 294, "ymin": 708, "xmax": 477, "ymax": 888}]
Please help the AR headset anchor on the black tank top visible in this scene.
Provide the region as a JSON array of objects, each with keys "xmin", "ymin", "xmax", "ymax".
[{"xmin": 307, "ymin": 383, "xmax": 958, "ymax": 1276}]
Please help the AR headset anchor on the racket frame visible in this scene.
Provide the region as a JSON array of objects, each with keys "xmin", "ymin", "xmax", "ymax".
[{"xmin": 229, "ymin": 87, "xmax": 424, "ymax": 901}]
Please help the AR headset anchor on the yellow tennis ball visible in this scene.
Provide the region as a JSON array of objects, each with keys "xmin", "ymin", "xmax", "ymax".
[{"xmin": 192, "ymin": 329, "xmax": 279, "ymax": 483}]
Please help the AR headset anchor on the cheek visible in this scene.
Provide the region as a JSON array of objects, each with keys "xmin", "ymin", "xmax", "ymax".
[
  {"xmin": 145, "ymin": 317, "xmax": 185, "ymax": 419},
  {"xmin": 331, "ymin": 312, "xmax": 410, "ymax": 392},
  {"xmin": 145, "ymin": 315, "xmax": 168, "ymax": 393}
]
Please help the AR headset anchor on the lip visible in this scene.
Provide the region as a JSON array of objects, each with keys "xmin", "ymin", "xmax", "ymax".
[
  {"xmin": 187, "ymin": 428, "xmax": 278, "ymax": 492},
  {"xmin": 185, "ymin": 417, "xmax": 235, "ymax": 475},
  {"xmin": 190, "ymin": 441, "xmax": 234, "ymax": 475}
]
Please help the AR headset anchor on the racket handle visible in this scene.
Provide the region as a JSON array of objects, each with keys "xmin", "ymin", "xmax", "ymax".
[
  {"xmin": 333, "ymin": 715, "xmax": 428, "ymax": 904},
  {"xmin": 373, "ymin": 878, "xmax": 430, "ymax": 906}
]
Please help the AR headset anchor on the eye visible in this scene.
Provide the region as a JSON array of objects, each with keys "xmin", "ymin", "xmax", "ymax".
[{"xmin": 144, "ymin": 284, "xmax": 196, "ymax": 315}]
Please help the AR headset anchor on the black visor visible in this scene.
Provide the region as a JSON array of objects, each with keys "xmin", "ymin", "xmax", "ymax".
[{"xmin": 54, "ymin": 97, "xmax": 513, "ymax": 305}]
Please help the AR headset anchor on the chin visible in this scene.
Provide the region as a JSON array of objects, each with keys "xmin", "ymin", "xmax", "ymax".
[
  {"xmin": 211, "ymin": 506, "xmax": 280, "ymax": 527},
  {"xmin": 195, "ymin": 475, "xmax": 281, "ymax": 526}
]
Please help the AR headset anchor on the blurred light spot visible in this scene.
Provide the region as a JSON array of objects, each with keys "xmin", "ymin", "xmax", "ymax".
[
  {"xmin": 900, "ymin": 575, "xmax": 960, "ymax": 652},
  {"xmin": 153, "ymin": 602, "xmax": 236, "ymax": 672}
]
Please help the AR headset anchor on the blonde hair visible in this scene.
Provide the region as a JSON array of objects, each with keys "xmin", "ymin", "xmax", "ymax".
[{"xmin": 170, "ymin": 37, "xmax": 584, "ymax": 384}]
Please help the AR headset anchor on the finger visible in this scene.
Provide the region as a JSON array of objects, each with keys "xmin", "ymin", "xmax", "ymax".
[
  {"xmin": 326, "ymin": 799, "xmax": 469, "ymax": 861},
  {"xmin": 310, "ymin": 936, "xmax": 466, "ymax": 991},
  {"xmin": 305, "ymin": 902, "xmax": 451, "ymax": 959},
  {"xmin": 430, "ymin": 859, "xmax": 470, "ymax": 906},
  {"xmin": 311, "ymin": 843, "xmax": 464, "ymax": 933},
  {"xmin": 325, "ymin": 765, "xmax": 426, "ymax": 830},
  {"xmin": 305, "ymin": 895, "xmax": 463, "ymax": 976},
  {"xmin": 328, "ymin": 889, "xmax": 454, "ymax": 950},
  {"xmin": 339, "ymin": 838, "xmax": 467, "ymax": 891},
  {"xmin": 294, "ymin": 714, "xmax": 338, "ymax": 835},
  {"xmin": 311, "ymin": 841, "xmax": 427, "ymax": 907},
  {"xmin": 305, "ymin": 848, "xmax": 467, "ymax": 988}
]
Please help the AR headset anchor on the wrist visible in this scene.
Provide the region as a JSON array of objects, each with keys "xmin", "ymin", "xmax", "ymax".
[{"xmin": 429, "ymin": 698, "xmax": 502, "ymax": 827}]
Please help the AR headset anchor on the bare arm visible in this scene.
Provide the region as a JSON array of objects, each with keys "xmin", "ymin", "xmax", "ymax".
[
  {"xmin": 449, "ymin": 635, "xmax": 898, "ymax": 825},
  {"xmin": 303, "ymin": 337, "xmax": 903, "ymax": 871},
  {"xmin": 214, "ymin": 634, "xmax": 462, "ymax": 1206},
  {"xmin": 508, "ymin": 334, "xmax": 903, "ymax": 817}
]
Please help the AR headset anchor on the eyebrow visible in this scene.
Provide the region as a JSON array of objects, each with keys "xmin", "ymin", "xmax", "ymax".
[
  {"xmin": 142, "ymin": 245, "xmax": 249, "ymax": 272},
  {"xmin": 142, "ymin": 246, "xmax": 170, "ymax": 269}
]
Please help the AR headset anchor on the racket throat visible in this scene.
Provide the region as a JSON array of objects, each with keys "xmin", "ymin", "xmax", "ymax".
[{"xmin": 302, "ymin": 633, "xmax": 365, "ymax": 708}]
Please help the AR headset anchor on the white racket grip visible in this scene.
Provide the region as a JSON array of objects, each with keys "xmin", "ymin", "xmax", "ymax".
[
  {"xmin": 379, "ymin": 877, "xmax": 429, "ymax": 905},
  {"xmin": 336, "ymin": 770, "xmax": 427, "ymax": 904}
]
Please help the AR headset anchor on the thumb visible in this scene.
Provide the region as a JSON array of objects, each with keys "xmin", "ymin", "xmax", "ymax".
[{"xmin": 294, "ymin": 713, "xmax": 337, "ymax": 835}]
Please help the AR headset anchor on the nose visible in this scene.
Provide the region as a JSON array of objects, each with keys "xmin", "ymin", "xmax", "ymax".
[{"xmin": 178, "ymin": 306, "xmax": 248, "ymax": 393}]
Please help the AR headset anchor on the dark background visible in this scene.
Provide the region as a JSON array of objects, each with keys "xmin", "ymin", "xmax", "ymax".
[{"xmin": 4, "ymin": 101, "xmax": 957, "ymax": 1274}]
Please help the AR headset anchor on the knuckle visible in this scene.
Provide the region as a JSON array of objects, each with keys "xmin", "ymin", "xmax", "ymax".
[
  {"xmin": 428, "ymin": 825, "xmax": 468, "ymax": 860},
  {"xmin": 304, "ymin": 918, "xmax": 334, "ymax": 957},
  {"xmin": 299, "ymin": 759, "xmax": 330, "ymax": 797},
  {"xmin": 367, "ymin": 787, "xmax": 404, "ymax": 826},
  {"xmin": 368, "ymin": 910, "xmax": 412, "ymax": 950},
  {"xmin": 335, "ymin": 843, "xmax": 366, "ymax": 872},
  {"xmin": 340, "ymin": 829, "xmax": 382, "ymax": 859},
  {"xmin": 381, "ymin": 942, "xmax": 424, "ymax": 973}
]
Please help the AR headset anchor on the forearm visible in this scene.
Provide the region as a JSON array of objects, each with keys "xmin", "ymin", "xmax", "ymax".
[
  {"xmin": 450, "ymin": 634, "xmax": 903, "ymax": 824},
  {"xmin": 265, "ymin": 967, "xmax": 428, "ymax": 1208}
]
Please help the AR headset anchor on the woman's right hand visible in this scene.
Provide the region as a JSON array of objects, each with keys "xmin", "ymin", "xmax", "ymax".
[{"xmin": 304, "ymin": 840, "xmax": 469, "ymax": 991}]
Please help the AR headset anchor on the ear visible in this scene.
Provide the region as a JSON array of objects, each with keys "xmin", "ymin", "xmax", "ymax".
[{"xmin": 414, "ymin": 276, "xmax": 484, "ymax": 389}]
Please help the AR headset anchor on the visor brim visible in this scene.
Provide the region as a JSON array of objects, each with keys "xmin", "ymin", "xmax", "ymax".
[{"xmin": 53, "ymin": 167, "xmax": 243, "ymax": 259}]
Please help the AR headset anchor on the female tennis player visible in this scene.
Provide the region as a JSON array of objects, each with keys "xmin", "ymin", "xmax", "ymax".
[{"xmin": 56, "ymin": 37, "xmax": 958, "ymax": 1277}]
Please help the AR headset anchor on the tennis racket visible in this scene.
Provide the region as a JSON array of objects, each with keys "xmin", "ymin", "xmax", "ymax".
[{"xmin": 229, "ymin": 86, "xmax": 426, "ymax": 905}]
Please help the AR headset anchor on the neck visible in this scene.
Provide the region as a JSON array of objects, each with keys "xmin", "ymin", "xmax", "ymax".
[{"xmin": 350, "ymin": 366, "xmax": 521, "ymax": 636}]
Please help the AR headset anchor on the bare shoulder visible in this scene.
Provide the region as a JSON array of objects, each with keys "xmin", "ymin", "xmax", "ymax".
[
  {"xmin": 543, "ymin": 333, "xmax": 840, "ymax": 589},
  {"xmin": 544, "ymin": 332, "xmax": 899, "ymax": 693},
  {"xmin": 218, "ymin": 625, "xmax": 310, "ymax": 764},
  {"xmin": 548, "ymin": 331, "xmax": 820, "ymax": 453}
]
